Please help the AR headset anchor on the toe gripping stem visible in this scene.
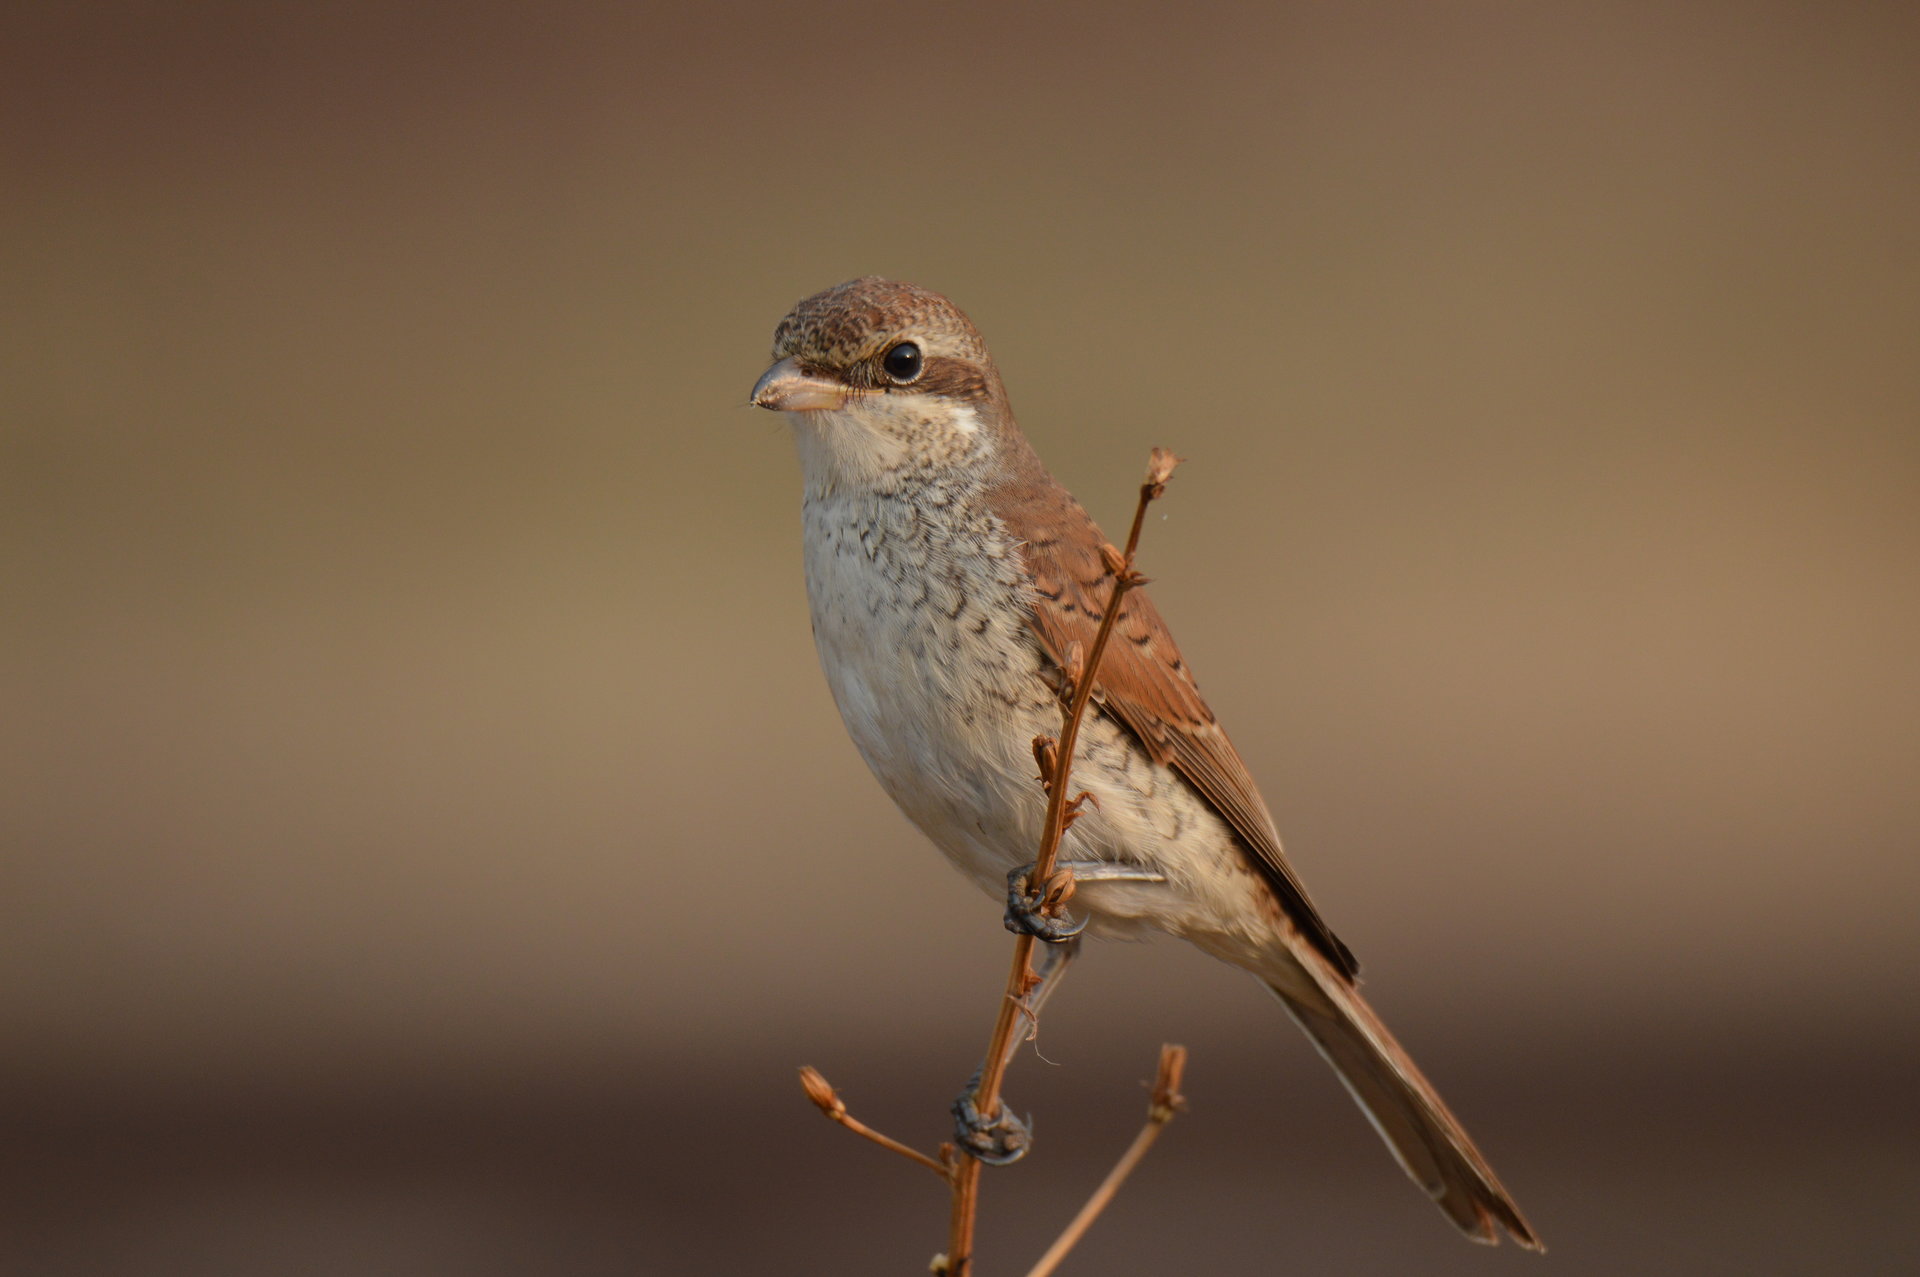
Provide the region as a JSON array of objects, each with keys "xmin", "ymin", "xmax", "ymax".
[
  {"xmin": 1004, "ymin": 860, "xmax": 1168, "ymax": 942},
  {"xmin": 1004, "ymin": 863, "xmax": 1087, "ymax": 943},
  {"xmin": 952, "ymin": 1072, "xmax": 1033, "ymax": 1166}
]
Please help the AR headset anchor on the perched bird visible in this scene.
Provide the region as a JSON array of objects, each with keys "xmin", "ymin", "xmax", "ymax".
[{"xmin": 751, "ymin": 276, "xmax": 1540, "ymax": 1250}]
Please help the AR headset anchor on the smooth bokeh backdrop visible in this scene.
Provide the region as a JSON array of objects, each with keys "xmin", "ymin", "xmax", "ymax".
[{"xmin": 6, "ymin": 3, "xmax": 1918, "ymax": 1273}]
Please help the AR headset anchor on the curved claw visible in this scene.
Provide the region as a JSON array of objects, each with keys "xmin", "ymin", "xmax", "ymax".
[
  {"xmin": 1004, "ymin": 864, "xmax": 1088, "ymax": 943},
  {"xmin": 951, "ymin": 1088, "xmax": 1033, "ymax": 1166}
]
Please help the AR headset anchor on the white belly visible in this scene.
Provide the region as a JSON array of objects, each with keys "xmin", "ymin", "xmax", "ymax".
[{"xmin": 802, "ymin": 485, "xmax": 1053, "ymax": 887}]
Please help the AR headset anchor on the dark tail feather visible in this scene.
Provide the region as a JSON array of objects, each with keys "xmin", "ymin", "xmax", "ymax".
[{"xmin": 1265, "ymin": 961, "xmax": 1543, "ymax": 1250}]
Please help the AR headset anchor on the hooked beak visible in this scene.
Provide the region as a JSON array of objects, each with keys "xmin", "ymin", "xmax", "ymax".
[{"xmin": 751, "ymin": 357, "xmax": 848, "ymax": 412}]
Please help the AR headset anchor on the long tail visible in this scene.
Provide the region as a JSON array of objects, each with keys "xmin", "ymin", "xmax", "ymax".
[{"xmin": 1264, "ymin": 954, "xmax": 1543, "ymax": 1250}]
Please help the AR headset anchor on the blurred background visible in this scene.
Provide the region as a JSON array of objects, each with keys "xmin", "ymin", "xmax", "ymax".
[{"xmin": 5, "ymin": 2, "xmax": 1918, "ymax": 1273}]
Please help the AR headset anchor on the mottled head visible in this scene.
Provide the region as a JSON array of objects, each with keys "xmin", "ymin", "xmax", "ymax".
[{"xmin": 752, "ymin": 277, "xmax": 1014, "ymax": 488}]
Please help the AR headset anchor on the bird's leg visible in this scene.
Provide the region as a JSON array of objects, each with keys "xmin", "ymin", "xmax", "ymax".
[
  {"xmin": 1003, "ymin": 860, "xmax": 1168, "ymax": 942},
  {"xmin": 950, "ymin": 936, "xmax": 1081, "ymax": 1164},
  {"xmin": 958, "ymin": 864, "xmax": 1168, "ymax": 1163},
  {"xmin": 1002, "ymin": 932, "xmax": 1079, "ymax": 1071}
]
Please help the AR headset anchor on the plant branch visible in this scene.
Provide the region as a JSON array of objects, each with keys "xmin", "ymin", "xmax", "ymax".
[
  {"xmin": 1023, "ymin": 1044, "xmax": 1189, "ymax": 1277},
  {"xmin": 942, "ymin": 447, "xmax": 1182, "ymax": 1277},
  {"xmin": 798, "ymin": 1066, "xmax": 953, "ymax": 1182}
]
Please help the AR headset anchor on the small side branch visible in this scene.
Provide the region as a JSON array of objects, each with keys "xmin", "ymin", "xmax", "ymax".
[
  {"xmin": 1024, "ymin": 1044, "xmax": 1189, "ymax": 1277},
  {"xmin": 798, "ymin": 1066, "xmax": 954, "ymax": 1182}
]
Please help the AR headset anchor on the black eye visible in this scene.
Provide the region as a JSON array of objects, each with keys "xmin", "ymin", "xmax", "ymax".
[{"xmin": 881, "ymin": 341, "xmax": 923, "ymax": 383}]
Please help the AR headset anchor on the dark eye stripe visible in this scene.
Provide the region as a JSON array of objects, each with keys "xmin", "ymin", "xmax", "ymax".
[{"xmin": 911, "ymin": 356, "xmax": 992, "ymax": 402}]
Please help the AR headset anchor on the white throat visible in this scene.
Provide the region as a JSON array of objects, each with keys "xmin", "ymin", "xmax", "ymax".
[{"xmin": 787, "ymin": 397, "xmax": 989, "ymax": 499}]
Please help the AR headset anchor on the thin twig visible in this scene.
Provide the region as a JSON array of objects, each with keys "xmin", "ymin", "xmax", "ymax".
[
  {"xmin": 943, "ymin": 448, "xmax": 1183, "ymax": 1277},
  {"xmin": 1023, "ymin": 1044, "xmax": 1189, "ymax": 1277},
  {"xmin": 941, "ymin": 1151, "xmax": 982, "ymax": 1275},
  {"xmin": 1027, "ymin": 445, "xmax": 1182, "ymax": 922},
  {"xmin": 798, "ymin": 1066, "xmax": 952, "ymax": 1182}
]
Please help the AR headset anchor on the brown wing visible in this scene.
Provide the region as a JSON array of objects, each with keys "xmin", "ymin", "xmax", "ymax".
[{"xmin": 1011, "ymin": 483, "xmax": 1360, "ymax": 981}]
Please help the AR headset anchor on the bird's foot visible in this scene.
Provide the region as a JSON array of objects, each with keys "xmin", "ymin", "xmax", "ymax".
[
  {"xmin": 951, "ymin": 1074, "xmax": 1032, "ymax": 1165},
  {"xmin": 1003, "ymin": 863, "xmax": 1087, "ymax": 943}
]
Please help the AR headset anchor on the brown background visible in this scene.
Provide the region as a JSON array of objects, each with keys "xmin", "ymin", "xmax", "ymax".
[{"xmin": 6, "ymin": 3, "xmax": 1918, "ymax": 1273}]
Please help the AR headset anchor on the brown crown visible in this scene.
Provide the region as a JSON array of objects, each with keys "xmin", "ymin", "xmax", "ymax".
[{"xmin": 771, "ymin": 276, "xmax": 993, "ymax": 370}]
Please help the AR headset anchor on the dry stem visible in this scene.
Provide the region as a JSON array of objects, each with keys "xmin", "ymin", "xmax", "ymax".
[
  {"xmin": 795, "ymin": 448, "xmax": 1186, "ymax": 1277},
  {"xmin": 798, "ymin": 1066, "xmax": 953, "ymax": 1181},
  {"xmin": 943, "ymin": 447, "xmax": 1182, "ymax": 1277},
  {"xmin": 1023, "ymin": 1044, "xmax": 1189, "ymax": 1277}
]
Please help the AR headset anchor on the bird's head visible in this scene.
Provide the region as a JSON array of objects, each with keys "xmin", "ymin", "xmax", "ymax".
[{"xmin": 752, "ymin": 277, "xmax": 1012, "ymax": 489}]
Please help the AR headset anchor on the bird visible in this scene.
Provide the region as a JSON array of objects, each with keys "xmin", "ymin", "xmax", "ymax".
[{"xmin": 750, "ymin": 276, "xmax": 1541, "ymax": 1250}]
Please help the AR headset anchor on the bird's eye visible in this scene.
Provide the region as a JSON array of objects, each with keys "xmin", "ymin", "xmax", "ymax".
[{"xmin": 881, "ymin": 341, "xmax": 923, "ymax": 383}]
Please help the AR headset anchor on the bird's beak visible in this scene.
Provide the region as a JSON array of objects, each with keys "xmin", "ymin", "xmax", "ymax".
[{"xmin": 751, "ymin": 357, "xmax": 847, "ymax": 412}]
